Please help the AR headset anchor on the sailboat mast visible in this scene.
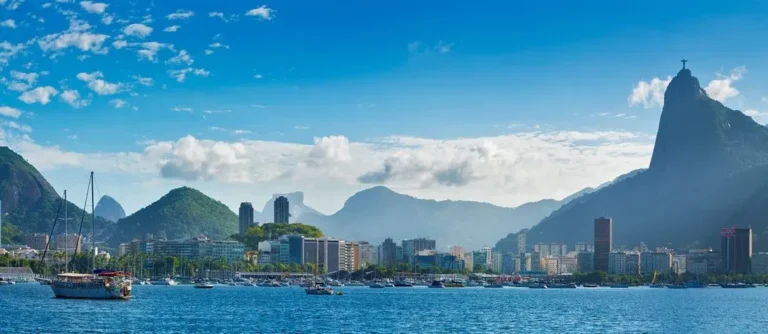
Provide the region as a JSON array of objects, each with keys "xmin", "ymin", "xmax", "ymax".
[
  {"xmin": 65, "ymin": 190, "xmax": 68, "ymax": 273},
  {"xmin": 90, "ymin": 171, "xmax": 95, "ymax": 273}
]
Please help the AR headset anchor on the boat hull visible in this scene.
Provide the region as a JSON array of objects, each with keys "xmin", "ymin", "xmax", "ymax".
[{"xmin": 51, "ymin": 283, "xmax": 131, "ymax": 300}]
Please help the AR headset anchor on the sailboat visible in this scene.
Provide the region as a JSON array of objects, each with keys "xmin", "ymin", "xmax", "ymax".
[{"xmin": 47, "ymin": 172, "xmax": 133, "ymax": 299}]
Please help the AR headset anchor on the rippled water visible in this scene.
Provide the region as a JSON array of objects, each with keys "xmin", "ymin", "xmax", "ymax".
[{"xmin": 3, "ymin": 284, "xmax": 768, "ymax": 333}]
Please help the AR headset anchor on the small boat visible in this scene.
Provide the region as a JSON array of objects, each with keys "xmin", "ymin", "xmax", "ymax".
[
  {"xmin": 394, "ymin": 280, "xmax": 413, "ymax": 287},
  {"xmin": 0, "ymin": 279, "xmax": 9, "ymax": 286},
  {"xmin": 327, "ymin": 280, "xmax": 344, "ymax": 287},
  {"xmin": 649, "ymin": 284, "xmax": 666, "ymax": 288},
  {"xmin": 370, "ymin": 282, "xmax": 386, "ymax": 288},
  {"xmin": 385, "ymin": 283, "xmax": 395, "ymax": 288},
  {"xmin": 305, "ymin": 282, "xmax": 333, "ymax": 295},
  {"xmin": 484, "ymin": 284, "xmax": 505, "ymax": 288},
  {"xmin": 280, "ymin": 282, "xmax": 291, "ymax": 287},
  {"xmin": 194, "ymin": 283, "xmax": 214, "ymax": 289},
  {"xmin": 685, "ymin": 282, "xmax": 706, "ymax": 288},
  {"xmin": 721, "ymin": 283, "xmax": 756, "ymax": 288},
  {"xmin": 35, "ymin": 278, "xmax": 52, "ymax": 285},
  {"xmin": 528, "ymin": 283, "xmax": 547, "ymax": 289},
  {"xmin": 444, "ymin": 280, "xmax": 465, "ymax": 288},
  {"xmin": 548, "ymin": 283, "xmax": 577, "ymax": 289},
  {"xmin": 667, "ymin": 284, "xmax": 688, "ymax": 289},
  {"xmin": 429, "ymin": 280, "xmax": 445, "ymax": 288},
  {"xmin": 582, "ymin": 284, "xmax": 599, "ymax": 288},
  {"xmin": 345, "ymin": 281, "xmax": 365, "ymax": 287}
]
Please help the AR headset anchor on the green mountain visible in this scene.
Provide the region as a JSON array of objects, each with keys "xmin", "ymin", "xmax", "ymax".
[
  {"xmin": 0, "ymin": 147, "xmax": 103, "ymax": 244},
  {"xmin": 511, "ymin": 68, "xmax": 768, "ymax": 251},
  {"xmin": 111, "ymin": 187, "xmax": 238, "ymax": 244}
]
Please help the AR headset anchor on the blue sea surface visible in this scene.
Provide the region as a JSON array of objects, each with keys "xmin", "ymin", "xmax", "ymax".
[{"xmin": 2, "ymin": 284, "xmax": 768, "ymax": 333}]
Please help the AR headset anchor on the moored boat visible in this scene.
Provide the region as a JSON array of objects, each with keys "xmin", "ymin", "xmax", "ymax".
[
  {"xmin": 305, "ymin": 282, "xmax": 333, "ymax": 295},
  {"xmin": 444, "ymin": 280, "xmax": 465, "ymax": 288},
  {"xmin": 194, "ymin": 282, "xmax": 214, "ymax": 289},
  {"xmin": 428, "ymin": 280, "xmax": 445, "ymax": 288},
  {"xmin": 51, "ymin": 271, "xmax": 132, "ymax": 300},
  {"xmin": 549, "ymin": 283, "xmax": 577, "ymax": 289},
  {"xmin": 151, "ymin": 278, "xmax": 177, "ymax": 286},
  {"xmin": 484, "ymin": 284, "xmax": 505, "ymax": 288},
  {"xmin": 528, "ymin": 283, "xmax": 547, "ymax": 289}
]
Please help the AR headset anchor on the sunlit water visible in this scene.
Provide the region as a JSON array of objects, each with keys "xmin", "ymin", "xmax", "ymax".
[{"xmin": 2, "ymin": 284, "xmax": 768, "ymax": 333}]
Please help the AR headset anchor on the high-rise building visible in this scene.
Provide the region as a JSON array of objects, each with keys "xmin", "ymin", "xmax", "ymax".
[
  {"xmin": 273, "ymin": 196, "xmax": 290, "ymax": 224},
  {"xmin": 450, "ymin": 246, "xmax": 465, "ymax": 259},
  {"xmin": 302, "ymin": 238, "xmax": 341, "ymax": 273},
  {"xmin": 340, "ymin": 241, "xmax": 360, "ymax": 272},
  {"xmin": 594, "ymin": 217, "xmax": 612, "ymax": 272},
  {"xmin": 464, "ymin": 253, "xmax": 474, "ymax": 270},
  {"xmin": 55, "ymin": 233, "xmax": 82, "ymax": 254},
  {"xmin": 402, "ymin": 238, "xmax": 436, "ymax": 264},
  {"xmin": 641, "ymin": 251, "xmax": 672, "ymax": 274},
  {"xmin": 721, "ymin": 227, "xmax": 752, "ymax": 274},
  {"xmin": 480, "ymin": 247, "xmax": 492, "ymax": 267},
  {"xmin": 380, "ymin": 238, "xmax": 397, "ymax": 267},
  {"xmin": 472, "ymin": 251, "xmax": 488, "ymax": 271},
  {"xmin": 672, "ymin": 255, "xmax": 687, "ymax": 274},
  {"xmin": 608, "ymin": 251, "xmax": 626, "ymax": 274},
  {"xmin": 558, "ymin": 256, "xmax": 577, "ymax": 274},
  {"xmin": 287, "ymin": 235, "xmax": 304, "ymax": 264},
  {"xmin": 686, "ymin": 249, "xmax": 722, "ymax": 275},
  {"xmin": 359, "ymin": 241, "xmax": 377, "ymax": 267},
  {"xmin": 517, "ymin": 229, "xmax": 527, "ymax": 254},
  {"xmin": 501, "ymin": 253, "xmax": 517, "ymax": 274},
  {"xmin": 625, "ymin": 252, "xmax": 640, "ymax": 275},
  {"xmin": 26, "ymin": 233, "xmax": 49, "ymax": 251},
  {"xmin": 577, "ymin": 252, "xmax": 594, "ymax": 273},
  {"xmin": 491, "ymin": 252, "xmax": 502, "ymax": 273},
  {"xmin": 238, "ymin": 202, "xmax": 254, "ymax": 235},
  {"xmin": 751, "ymin": 253, "xmax": 768, "ymax": 274},
  {"xmin": 530, "ymin": 251, "xmax": 543, "ymax": 272}
]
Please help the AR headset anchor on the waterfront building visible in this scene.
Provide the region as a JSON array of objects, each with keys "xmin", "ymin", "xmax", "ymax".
[
  {"xmin": 575, "ymin": 242, "xmax": 594, "ymax": 253},
  {"xmin": 491, "ymin": 252, "xmax": 503, "ymax": 274},
  {"xmin": 118, "ymin": 243, "xmax": 129, "ymax": 256},
  {"xmin": 533, "ymin": 243, "xmax": 551, "ymax": 257},
  {"xmin": 415, "ymin": 252, "xmax": 463, "ymax": 271},
  {"xmin": 55, "ymin": 233, "xmax": 82, "ymax": 254},
  {"xmin": 625, "ymin": 252, "xmax": 640, "ymax": 275},
  {"xmin": 238, "ymin": 202, "xmax": 255, "ymax": 235},
  {"xmin": 303, "ymin": 238, "xmax": 342, "ymax": 273},
  {"xmin": 359, "ymin": 241, "xmax": 377, "ymax": 267},
  {"xmin": 402, "ymin": 238, "xmax": 436, "ymax": 264},
  {"xmin": 269, "ymin": 239, "xmax": 290, "ymax": 264},
  {"xmin": 548, "ymin": 243, "xmax": 567, "ymax": 257},
  {"xmin": 543, "ymin": 257, "xmax": 558, "ymax": 275},
  {"xmin": 594, "ymin": 217, "xmax": 613, "ymax": 272},
  {"xmin": 501, "ymin": 253, "xmax": 516, "ymax": 274},
  {"xmin": 287, "ymin": 235, "xmax": 304, "ymax": 264},
  {"xmin": 686, "ymin": 249, "xmax": 722, "ymax": 275},
  {"xmin": 340, "ymin": 241, "xmax": 360, "ymax": 272},
  {"xmin": 721, "ymin": 227, "xmax": 752, "ymax": 274},
  {"xmin": 480, "ymin": 247, "xmax": 492, "ymax": 267},
  {"xmin": 25, "ymin": 233, "xmax": 49, "ymax": 251},
  {"xmin": 273, "ymin": 196, "xmax": 290, "ymax": 224},
  {"xmin": 450, "ymin": 246, "xmax": 465, "ymax": 259},
  {"xmin": 129, "ymin": 235, "xmax": 245, "ymax": 264},
  {"xmin": 577, "ymin": 252, "xmax": 594, "ymax": 273},
  {"xmin": 608, "ymin": 251, "xmax": 626, "ymax": 275},
  {"xmin": 473, "ymin": 250, "xmax": 488, "ymax": 271},
  {"xmin": 379, "ymin": 238, "xmax": 397, "ymax": 267},
  {"xmin": 517, "ymin": 229, "xmax": 527, "ymax": 254},
  {"xmin": 464, "ymin": 253, "xmax": 474, "ymax": 270},
  {"xmin": 751, "ymin": 253, "xmax": 768, "ymax": 274},
  {"xmin": 641, "ymin": 251, "xmax": 672, "ymax": 274},
  {"xmin": 530, "ymin": 252, "xmax": 543, "ymax": 272},
  {"xmin": 672, "ymin": 254, "xmax": 686, "ymax": 274},
  {"xmin": 558, "ymin": 256, "xmax": 577, "ymax": 274},
  {"xmin": 257, "ymin": 252, "xmax": 271, "ymax": 265}
]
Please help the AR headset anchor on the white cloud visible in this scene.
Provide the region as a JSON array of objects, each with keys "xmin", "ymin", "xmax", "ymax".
[
  {"xmin": 38, "ymin": 32, "xmax": 109, "ymax": 54},
  {"xmin": 123, "ymin": 23, "xmax": 153, "ymax": 38},
  {"xmin": 0, "ymin": 41, "xmax": 25, "ymax": 65},
  {"xmin": 2, "ymin": 121, "xmax": 32, "ymax": 132},
  {"xmin": 133, "ymin": 76, "xmax": 153, "ymax": 86},
  {"xmin": 0, "ymin": 106, "xmax": 22, "ymax": 118},
  {"xmin": 294, "ymin": 125, "xmax": 308, "ymax": 130},
  {"xmin": 60, "ymin": 89, "xmax": 90, "ymax": 108},
  {"xmin": 172, "ymin": 106, "xmax": 193, "ymax": 112},
  {"xmin": 79, "ymin": 1, "xmax": 107, "ymax": 14},
  {"xmin": 705, "ymin": 66, "xmax": 746, "ymax": 103},
  {"xmin": 135, "ymin": 41, "xmax": 169, "ymax": 62},
  {"xmin": 202, "ymin": 109, "xmax": 230, "ymax": 114},
  {"xmin": 1, "ymin": 19, "xmax": 16, "ymax": 28},
  {"xmin": 110, "ymin": 99, "xmax": 126, "ymax": 108},
  {"xmin": 204, "ymin": 49, "xmax": 213, "ymax": 55},
  {"xmin": 168, "ymin": 67, "xmax": 209, "ymax": 82},
  {"xmin": 166, "ymin": 49, "xmax": 193, "ymax": 65},
  {"xmin": 628, "ymin": 76, "xmax": 672, "ymax": 108},
  {"xmin": 167, "ymin": 10, "xmax": 194, "ymax": 20},
  {"xmin": 209, "ymin": 12, "xmax": 224, "ymax": 19},
  {"xmin": 209, "ymin": 42, "xmax": 229, "ymax": 49},
  {"xmin": 76, "ymin": 71, "xmax": 123, "ymax": 95},
  {"xmin": 163, "ymin": 25, "xmax": 180, "ymax": 32},
  {"xmin": 745, "ymin": 109, "xmax": 768, "ymax": 124},
  {"xmin": 436, "ymin": 41, "xmax": 453, "ymax": 53},
  {"xmin": 3, "ymin": 70, "xmax": 39, "ymax": 91},
  {"xmin": 245, "ymin": 6, "xmax": 274, "ymax": 20},
  {"xmin": 112, "ymin": 40, "xmax": 127, "ymax": 49},
  {"xmin": 101, "ymin": 15, "xmax": 113, "ymax": 25},
  {"xmin": 19, "ymin": 86, "xmax": 59, "ymax": 105}
]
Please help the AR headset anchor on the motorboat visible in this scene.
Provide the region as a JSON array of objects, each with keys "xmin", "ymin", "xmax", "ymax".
[
  {"xmin": 548, "ymin": 283, "xmax": 577, "ymax": 289},
  {"xmin": 305, "ymin": 282, "xmax": 333, "ymax": 295},
  {"xmin": 428, "ymin": 280, "xmax": 445, "ymax": 288},
  {"xmin": 151, "ymin": 278, "xmax": 177, "ymax": 286},
  {"xmin": 194, "ymin": 282, "xmax": 214, "ymax": 289},
  {"xmin": 50, "ymin": 270, "xmax": 132, "ymax": 299},
  {"xmin": 528, "ymin": 283, "xmax": 547, "ymax": 289}
]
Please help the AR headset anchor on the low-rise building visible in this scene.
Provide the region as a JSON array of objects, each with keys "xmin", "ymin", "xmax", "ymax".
[
  {"xmin": 608, "ymin": 252, "xmax": 627, "ymax": 274},
  {"xmin": 577, "ymin": 252, "xmax": 594, "ymax": 273},
  {"xmin": 25, "ymin": 233, "xmax": 49, "ymax": 251},
  {"xmin": 752, "ymin": 253, "xmax": 768, "ymax": 274},
  {"xmin": 558, "ymin": 256, "xmax": 577, "ymax": 274}
]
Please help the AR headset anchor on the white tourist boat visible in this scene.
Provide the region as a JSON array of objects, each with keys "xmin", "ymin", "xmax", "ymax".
[{"xmin": 51, "ymin": 271, "xmax": 132, "ymax": 300}]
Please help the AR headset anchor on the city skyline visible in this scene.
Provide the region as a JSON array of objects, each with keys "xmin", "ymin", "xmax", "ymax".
[{"xmin": 2, "ymin": 1, "xmax": 767, "ymax": 216}]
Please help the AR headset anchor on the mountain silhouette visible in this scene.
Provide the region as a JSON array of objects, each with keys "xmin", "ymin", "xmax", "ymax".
[
  {"xmin": 300, "ymin": 186, "xmax": 584, "ymax": 249},
  {"xmin": 258, "ymin": 192, "xmax": 322, "ymax": 224},
  {"xmin": 516, "ymin": 67, "xmax": 768, "ymax": 250},
  {"xmin": 94, "ymin": 195, "xmax": 126, "ymax": 223}
]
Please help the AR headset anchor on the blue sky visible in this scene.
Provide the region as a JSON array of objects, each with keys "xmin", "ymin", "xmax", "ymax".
[{"xmin": 1, "ymin": 0, "xmax": 767, "ymax": 216}]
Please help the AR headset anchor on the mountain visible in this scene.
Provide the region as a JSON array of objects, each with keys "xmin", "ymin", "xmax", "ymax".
[
  {"xmin": 257, "ymin": 191, "xmax": 323, "ymax": 224},
  {"xmin": 300, "ymin": 186, "xmax": 585, "ymax": 249},
  {"xmin": 111, "ymin": 187, "xmax": 237, "ymax": 244},
  {"xmin": 515, "ymin": 68, "xmax": 768, "ymax": 251},
  {"xmin": 0, "ymin": 147, "xmax": 105, "ymax": 243},
  {"xmin": 94, "ymin": 195, "xmax": 126, "ymax": 223}
]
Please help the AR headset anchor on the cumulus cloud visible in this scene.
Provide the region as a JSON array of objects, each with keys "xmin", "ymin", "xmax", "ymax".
[
  {"xmin": 245, "ymin": 6, "xmax": 274, "ymax": 20},
  {"xmin": 0, "ymin": 106, "xmax": 22, "ymax": 118},
  {"xmin": 123, "ymin": 23, "xmax": 153, "ymax": 38},
  {"xmin": 166, "ymin": 49, "xmax": 193, "ymax": 65},
  {"xmin": 110, "ymin": 99, "xmax": 127, "ymax": 108},
  {"xmin": 79, "ymin": 1, "xmax": 107, "ymax": 14},
  {"xmin": 705, "ymin": 66, "xmax": 746, "ymax": 103},
  {"xmin": 133, "ymin": 76, "xmax": 153, "ymax": 86},
  {"xmin": 628, "ymin": 76, "xmax": 672, "ymax": 108},
  {"xmin": 163, "ymin": 25, "xmax": 180, "ymax": 32},
  {"xmin": 19, "ymin": 86, "xmax": 59, "ymax": 105},
  {"xmin": 38, "ymin": 32, "xmax": 109, "ymax": 54},
  {"xmin": 208, "ymin": 11, "xmax": 237, "ymax": 22},
  {"xmin": 136, "ymin": 41, "xmax": 169, "ymax": 62},
  {"xmin": 60, "ymin": 89, "xmax": 90, "ymax": 108},
  {"xmin": 167, "ymin": 10, "xmax": 194, "ymax": 20},
  {"xmin": 76, "ymin": 71, "xmax": 123, "ymax": 95},
  {"xmin": 1, "ymin": 19, "xmax": 15, "ymax": 28},
  {"xmin": 172, "ymin": 106, "xmax": 193, "ymax": 112},
  {"xmin": 112, "ymin": 40, "xmax": 127, "ymax": 49},
  {"xmin": 168, "ymin": 67, "xmax": 209, "ymax": 82}
]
